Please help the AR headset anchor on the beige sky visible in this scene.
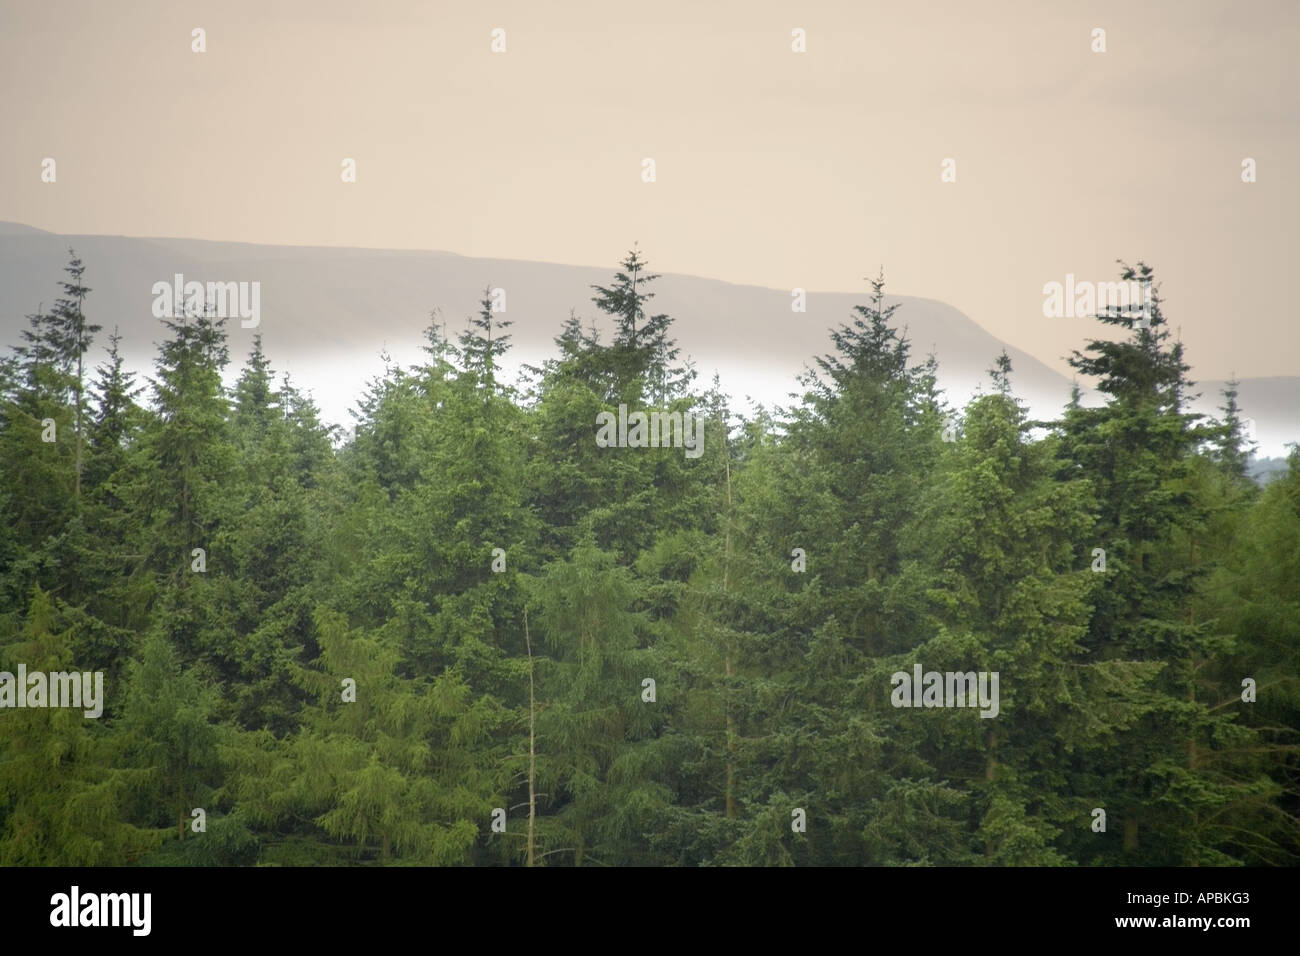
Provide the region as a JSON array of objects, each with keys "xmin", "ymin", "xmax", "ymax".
[{"xmin": 1, "ymin": 0, "xmax": 1296, "ymax": 381}]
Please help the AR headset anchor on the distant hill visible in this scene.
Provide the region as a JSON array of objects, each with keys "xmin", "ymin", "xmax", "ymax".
[
  {"xmin": 0, "ymin": 222, "xmax": 52, "ymax": 236},
  {"xmin": 1, "ymin": 223, "xmax": 1295, "ymax": 455}
]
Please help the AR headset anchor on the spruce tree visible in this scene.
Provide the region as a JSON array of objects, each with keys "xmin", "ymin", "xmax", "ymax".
[
  {"xmin": 1060, "ymin": 262, "xmax": 1261, "ymax": 863},
  {"xmin": 45, "ymin": 251, "xmax": 99, "ymax": 497},
  {"xmin": 0, "ymin": 588, "xmax": 162, "ymax": 864}
]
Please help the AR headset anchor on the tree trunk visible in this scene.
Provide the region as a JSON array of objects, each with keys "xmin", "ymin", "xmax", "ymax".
[
  {"xmin": 722, "ymin": 437, "xmax": 736, "ymax": 819},
  {"xmin": 74, "ymin": 345, "xmax": 83, "ymax": 498},
  {"xmin": 984, "ymin": 729, "xmax": 998, "ymax": 858},
  {"xmin": 525, "ymin": 609, "xmax": 537, "ymax": 867}
]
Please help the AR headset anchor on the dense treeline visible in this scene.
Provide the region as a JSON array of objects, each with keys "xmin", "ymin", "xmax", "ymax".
[{"xmin": 1, "ymin": 249, "xmax": 1296, "ymax": 866}]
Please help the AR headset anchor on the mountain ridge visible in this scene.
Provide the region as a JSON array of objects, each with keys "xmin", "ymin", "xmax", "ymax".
[{"xmin": 1, "ymin": 223, "xmax": 1294, "ymax": 455}]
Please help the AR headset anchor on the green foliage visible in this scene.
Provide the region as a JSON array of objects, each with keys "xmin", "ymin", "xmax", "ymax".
[{"xmin": 0, "ymin": 254, "xmax": 1295, "ymax": 867}]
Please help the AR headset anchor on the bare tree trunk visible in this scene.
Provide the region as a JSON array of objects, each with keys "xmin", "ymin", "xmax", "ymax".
[
  {"xmin": 74, "ymin": 344, "xmax": 83, "ymax": 498},
  {"xmin": 524, "ymin": 608, "xmax": 537, "ymax": 867},
  {"xmin": 73, "ymin": 285, "xmax": 86, "ymax": 499},
  {"xmin": 722, "ymin": 428, "xmax": 736, "ymax": 819}
]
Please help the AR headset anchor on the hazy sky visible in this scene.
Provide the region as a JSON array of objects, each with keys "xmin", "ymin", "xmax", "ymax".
[{"xmin": 1, "ymin": 0, "xmax": 1296, "ymax": 382}]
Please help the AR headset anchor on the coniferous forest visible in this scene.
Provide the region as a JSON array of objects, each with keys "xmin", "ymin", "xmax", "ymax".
[{"xmin": 1, "ymin": 249, "xmax": 1297, "ymax": 868}]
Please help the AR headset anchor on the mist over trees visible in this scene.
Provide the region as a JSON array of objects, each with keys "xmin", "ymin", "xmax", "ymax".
[{"xmin": 1, "ymin": 249, "xmax": 1296, "ymax": 866}]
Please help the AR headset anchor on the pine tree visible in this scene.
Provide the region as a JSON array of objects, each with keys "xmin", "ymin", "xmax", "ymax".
[
  {"xmin": 124, "ymin": 307, "xmax": 236, "ymax": 678},
  {"xmin": 459, "ymin": 288, "xmax": 513, "ymax": 391},
  {"xmin": 521, "ymin": 537, "xmax": 664, "ymax": 865},
  {"xmin": 85, "ymin": 329, "xmax": 144, "ymax": 496},
  {"xmin": 914, "ymin": 357, "xmax": 1157, "ymax": 864},
  {"xmin": 233, "ymin": 608, "xmax": 504, "ymax": 864},
  {"xmin": 0, "ymin": 263, "xmax": 97, "ymax": 607},
  {"xmin": 232, "ymin": 334, "xmax": 276, "ymax": 440},
  {"xmin": 1191, "ymin": 448, "xmax": 1300, "ymax": 864},
  {"xmin": 0, "ymin": 588, "xmax": 162, "ymax": 864},
  {"xmin": 118, "ymin": 628, "xmax": 223, "ymax": 842},
  {"xmin": 1059, "ymin": 262, "xmax": 1264, "ymax": 863},
  {"xmin": 45, "ymin": 251, "xmax": 99, "ymax": 497},
  {"xmin": 1207, "ymin": 378, "xmax": 1256, "ymax": 481},
  {"xmin": 589, "ymin": 247, "xmax": 682, "ymax": 402}
]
